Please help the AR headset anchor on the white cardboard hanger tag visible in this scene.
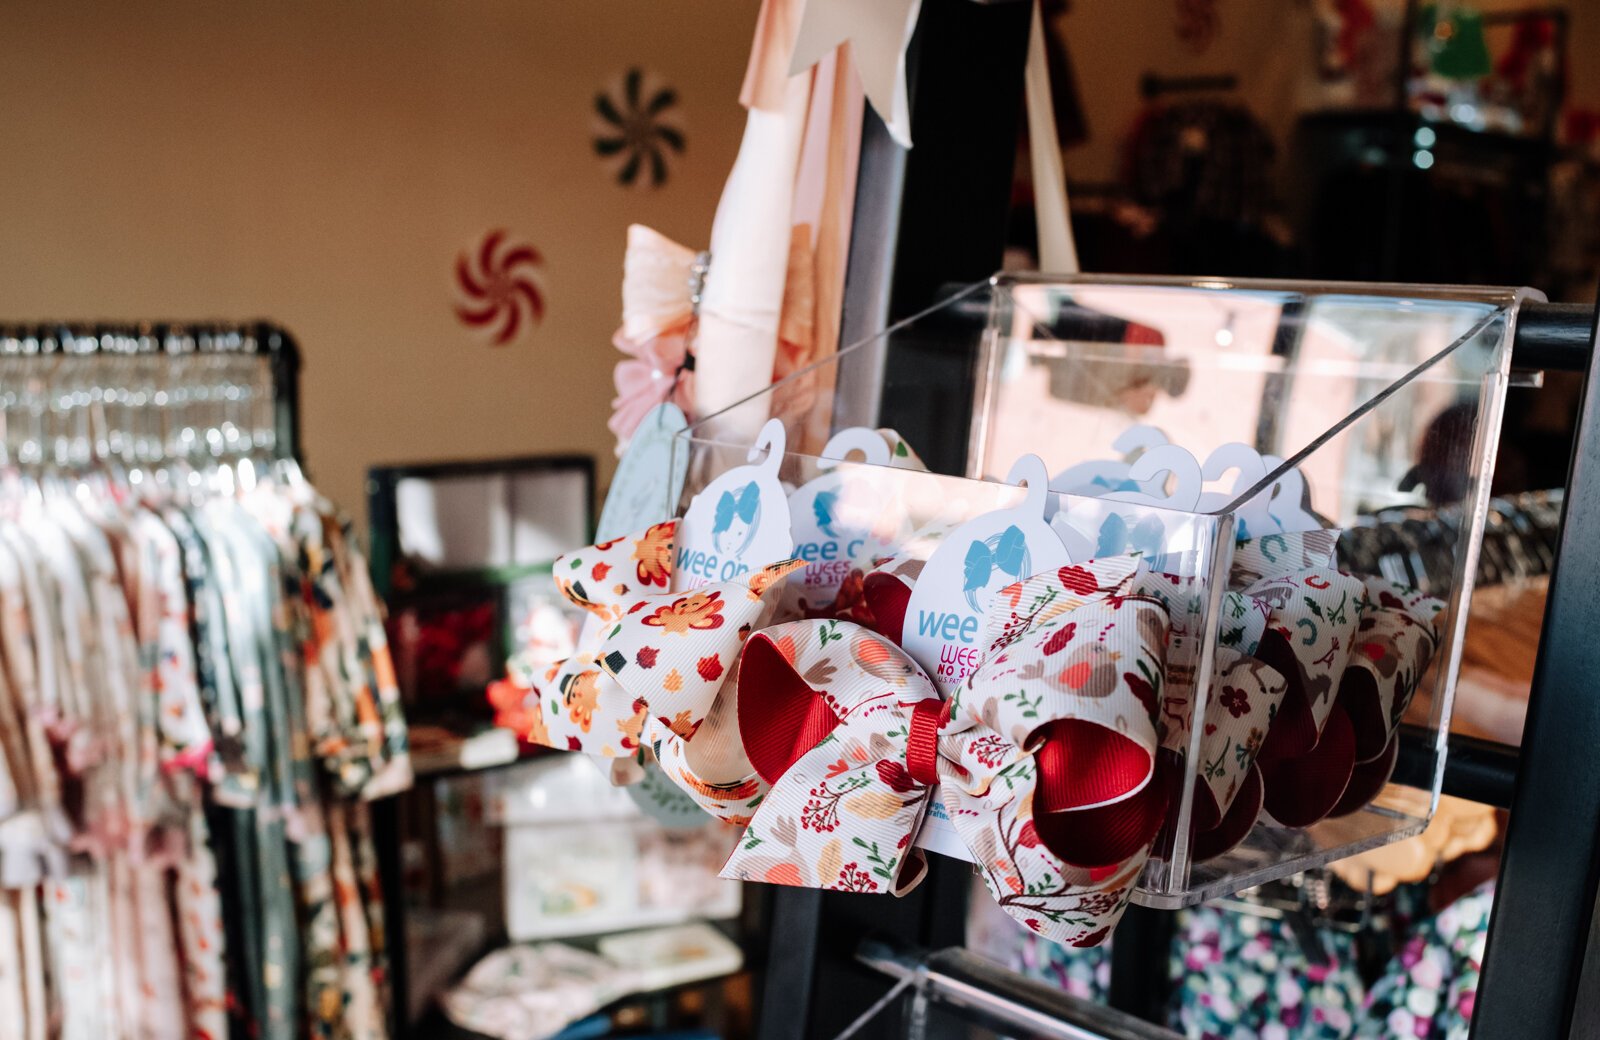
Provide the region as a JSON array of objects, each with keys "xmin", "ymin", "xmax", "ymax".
[
  {"xmin": 673, "ymin": 418, "xmax": 795, "ymax": 591},
  {"xmin": 902, "ymin": 454, "xmax": 1075, "ymax": 693},
  {"xmin": 784, "ymin": 427, "xmax": 909, "ymax": 610},
  {"xmin": 904, "ymin": 456, "xmax": 1076, "ymax": 863}
]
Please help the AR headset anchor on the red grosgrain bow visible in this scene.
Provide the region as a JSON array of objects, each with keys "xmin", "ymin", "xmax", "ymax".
[
  {"xmin": 723, "ymin": 555, "xmax": 1177, "ymax": 947},
  {"xmin": 767, "ymin": 533, "xmax": 1292, "ymax": 872},
  {"xmin": 495, "ymin": 520, "xmax": 805, "ymax": 822}
]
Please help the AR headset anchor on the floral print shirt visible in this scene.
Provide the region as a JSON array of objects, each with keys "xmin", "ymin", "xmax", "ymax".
[{"xmin": 0, "ymin": 475, "xmax": 408, "ymax": 1040}]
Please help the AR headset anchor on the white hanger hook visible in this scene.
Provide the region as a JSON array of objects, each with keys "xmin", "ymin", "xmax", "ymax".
[
  {"xmin": 747, "ymin": 417, "xmax": 788, "ymax": 471},
  {"xmin": 1006, "ymin": 453, "xmax": 1051, "ymax": 518},
  {"xmin": 818, "ymin": 427, "xmax": 890, "ymax": 471}
]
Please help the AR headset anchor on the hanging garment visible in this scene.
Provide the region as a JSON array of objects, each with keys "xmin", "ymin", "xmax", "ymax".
[
  {"xmin": 1001, "ymin": 879, "xmax": 1496, "ymax": 1039},
  {"xmin": 1353, "ymin": 883, "xmax": 1493, "ymax": 1040},
  {"xmin": 0, "ymin": 462, "xmax": 410, "ymax": 1040}
]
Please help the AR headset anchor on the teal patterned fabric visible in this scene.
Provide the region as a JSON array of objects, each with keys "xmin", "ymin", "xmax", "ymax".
[
  {"xmin": 1004, "ymin": 882, "xmax": 1495, "ymax": 1039},
  {"xmin": 1015, "ymin": 931, "xmax": 1111, "ymax": 1003},
  {"xmin": 1353, "ymin": 884, "xmax": 1491, "ymax": 1039},
  {"xmin": 1168, "ymin": 905, "xmax": 1368, "ymax": 1038}
]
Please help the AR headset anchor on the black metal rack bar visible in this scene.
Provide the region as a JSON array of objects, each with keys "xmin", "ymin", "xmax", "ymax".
[
  {"xmin": 0, "ymin": 319, "xmax": 304, "ymax": 463},
  {"xmin": 1472, "ymin": 300, "xmax": 1600, "ymax": 1039},
  {"xmin": 858, "ymin": 938, "xmax": 1173, "ymax": 1040},
  {"xmin": 1510, "ymin": 301, "xmax": 1597, "ymax": 372},
  {"xmin": 1393, "ymin": 726, "xmax": 1522, "ymax": 811}
]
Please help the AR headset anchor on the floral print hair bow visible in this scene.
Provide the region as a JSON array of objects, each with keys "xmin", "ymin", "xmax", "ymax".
[
  {"xmin": 770, "ymin": 538, "xmax": 1298, "ymax": 871},
  {"xmin": 723, "ymin": 556, "xmax": 1178, "ymax": 947},
  {"xmin": 489, "ymin": 520, "xmax": 1448, "ymax": 949},
  {"xmin": 1223, "ymin": 530, "xmax": 1445, "ymax": 830},
  {"xmin": 494, "ymin": 520, "xmax": 804, "ymax": 822}
]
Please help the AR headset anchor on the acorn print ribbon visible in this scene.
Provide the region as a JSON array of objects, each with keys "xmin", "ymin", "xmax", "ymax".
[{"xmin": 492, "ymin": 519, "xmax": 804, "ymax": 823}]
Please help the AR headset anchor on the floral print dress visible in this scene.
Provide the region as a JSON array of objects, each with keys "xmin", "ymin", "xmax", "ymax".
[
  {"xmin": 1353, "ymin": 884, "xmax": 1491, "ymax": 1040},
  {"xmin": 0, "ymin": 471, "xmax": 409, "ymax": 1040}
]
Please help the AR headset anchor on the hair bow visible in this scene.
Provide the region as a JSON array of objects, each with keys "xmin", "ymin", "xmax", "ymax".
[
  {"xmin": 490, "ymin": 520, "xmax": 678, "ymax": 746},
  {"xmin": 610, "ymin": 219, "xmax": 820, "ymax": 451},
  {"xmin": 491, "ymin": 520, "xmax": 805, "ymax": 822},
  {"xmin": 1223, "ymin": 531, "xmax": 1444, "ymax": 828},
  {"xmin": 610, "ymin": 227, "xmax": 700, "ymax": 452},
  {"xmin": 713, "ymin": 534, "xmax": 1446, "ymax": 935},
  {"xmin": 722, "ymin": 555, "xmax": 1185, "ymax": 946},
  {"xmin": 491, "ymin": 522, "xmax": 1446, "ymax": 948}
]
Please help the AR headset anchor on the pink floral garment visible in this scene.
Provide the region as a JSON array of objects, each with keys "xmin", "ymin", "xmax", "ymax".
[
  {"xmin": 171, "ymin": 791, "xmax": 229, "ymax": 1040},
  {"xmin": 0, "ymin": 531, "xmax": 60, "ymax": 876},
  {"xmin": 132, "ymin": 504, "xmax": 229, "ymax": 1040},
  {"xmin": 42, "ymin": 878, "xmax": 115, "ymax": 1040},
  {"xmin": 0, "ymin": 887, "xmax": 47, "ymax": 1040},
  {"xmin": 610, "ymin": 323, "xmax": 695, "ymax": 453},
  {"xmin": 0, "ymin": 525, "xmax": 67, "ymax": 842}
]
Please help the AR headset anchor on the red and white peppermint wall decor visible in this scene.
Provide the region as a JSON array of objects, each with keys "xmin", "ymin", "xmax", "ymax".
[{"xmin": 454, "ymin": 229, "xmax": 545, "ymax": 346}]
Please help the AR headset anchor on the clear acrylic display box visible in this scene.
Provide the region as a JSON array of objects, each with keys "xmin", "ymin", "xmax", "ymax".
[{"xmin": 668, "ymin": 274, "xmax": 1531, "ymax": 906}]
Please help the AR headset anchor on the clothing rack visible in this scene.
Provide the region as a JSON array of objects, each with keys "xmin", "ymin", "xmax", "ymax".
[
  {"xmin": 1337, "ymin": 489, "xmax": 1563, "ymax": 594},
  {"xmin": 0, "ymin": 321, "xmax": 304, "ymax": 466},
  {"xmin": 754, "ymin": 3, "xmax": 1600, "ymax": 1038},
  {"xmin": 0, "ymin": 318, "xmax": 413, "ymax": 1037}
]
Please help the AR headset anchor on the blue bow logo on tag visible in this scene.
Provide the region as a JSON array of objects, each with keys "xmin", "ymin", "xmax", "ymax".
[
  {"xmin": 1096, "ymin": 513, "xmax": 1167, "ymax": 561},
  {"xmin": 812, "ymin": 488, "xmax": 843, "ymax": 540},
  {"xmin": 962, "ymin": 524, "xmax": 1030, "ymax": 612},
  {"xmin": 713, "ymin": 481, "xmax": 762, "ymax": 556}
]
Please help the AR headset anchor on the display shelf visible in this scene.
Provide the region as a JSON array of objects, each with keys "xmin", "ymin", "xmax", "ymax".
[
  {"xmin": 410, "ymin": 726, "xmax": 533, "ymax": 780},
  {"xmin": 670, "ymin": 274, "xmax": 1527, "ymax": 908}
]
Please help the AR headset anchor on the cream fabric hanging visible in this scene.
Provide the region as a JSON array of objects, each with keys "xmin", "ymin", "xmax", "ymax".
[{"xmin": 1025, "ymin": 0, "xmax": 1079, "ymax": 274}]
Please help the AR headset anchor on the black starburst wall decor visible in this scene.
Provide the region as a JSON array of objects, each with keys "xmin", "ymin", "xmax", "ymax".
[{"xmin": 592, "ymin": 67, "xmax": 685, "ymax": 189}]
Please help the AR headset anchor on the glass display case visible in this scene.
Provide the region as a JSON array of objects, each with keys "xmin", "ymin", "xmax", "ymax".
[{"xmin": 666, "ymin": 274, "xmax": 1530, "ymax": 907}]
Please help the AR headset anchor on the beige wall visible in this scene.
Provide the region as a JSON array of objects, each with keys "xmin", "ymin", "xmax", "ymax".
[
  {"xmin": 0, "ymin": 0, "xmax": 757, "ymax": 522},
  {"xmin": 8, "ymin": 0, "xmax": 1595, "ymax": 523}
]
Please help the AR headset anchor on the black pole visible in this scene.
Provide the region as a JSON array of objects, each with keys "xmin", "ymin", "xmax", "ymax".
[
  {"xmin": 1106, "ymin": 906, "xmax": 1174, "ymax": 1021},
  {"xmin": 257, "ymin": 321, "xmax": 305, "ymax": 467},
  {"xmin": 1473, "ymin": 294, "xmax": 1600, "ymax": 1039}
]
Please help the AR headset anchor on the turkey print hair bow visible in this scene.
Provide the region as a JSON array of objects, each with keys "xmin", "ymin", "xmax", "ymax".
[
  {"xmin": 725, "ymin": 554, "xmax": 1181, "ymax": 947},
  {"xmin": 494, "ymin": 519, "xmax": 805, "ymax": 822}
]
